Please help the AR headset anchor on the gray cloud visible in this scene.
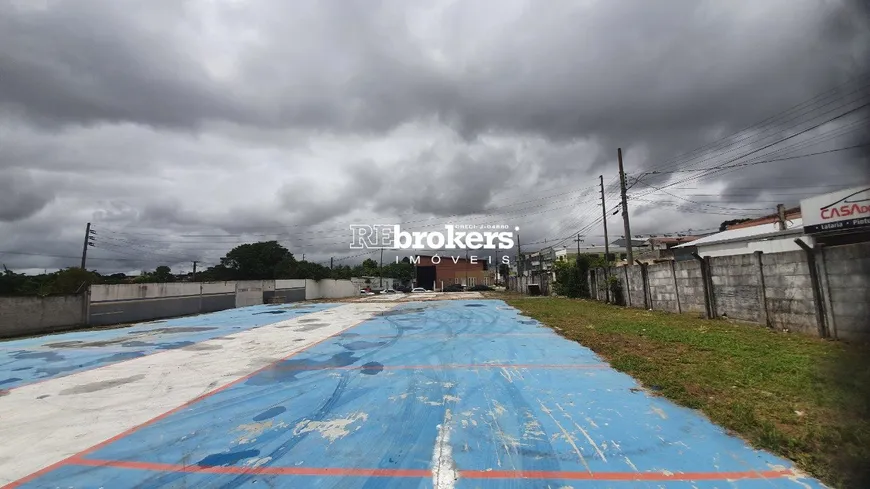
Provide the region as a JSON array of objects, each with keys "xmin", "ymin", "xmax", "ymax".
[{"xmin": 0, "ymin": 0, "xmax": 868, "ymax": 272}]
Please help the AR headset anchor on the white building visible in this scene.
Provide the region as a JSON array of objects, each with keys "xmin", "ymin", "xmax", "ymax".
[{"xmin": 673, "ymin": 216, "xmax": 811, "ymax": 257}]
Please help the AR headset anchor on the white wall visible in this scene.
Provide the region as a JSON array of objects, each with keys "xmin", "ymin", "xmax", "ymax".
[
  {"xmin": 201, "ymin": 281, "xmax": 236, "ymax": 295},
  {"xmin": 319, "ymin": 280, "xmax": 358, "ymax": 298},
  {"xmin": 90, "ymin": 283, "xmax": 203, "ymax": 302},
  {"xmin": 698, "ymin": 235, "xmax": 815, "ymax": 258},
  {"xmin": 91, "ymin": 278, "xmax": 357, "ymax": 305},
  {"xmin": 304, "ymin": 279, "xmax": 320, "ymax": 300},
  {"xmin": 276, "ymin": 279, "xmax": 306, "ymax": 289},
  {"xmin": 235, "ymin": 280, "xmax": 270, "ymax": 307}
]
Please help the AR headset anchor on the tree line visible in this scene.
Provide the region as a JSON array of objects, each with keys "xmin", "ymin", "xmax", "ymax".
[{"xmin": 1, "ymin": 241, "xmax": 415, "ymax": 296}]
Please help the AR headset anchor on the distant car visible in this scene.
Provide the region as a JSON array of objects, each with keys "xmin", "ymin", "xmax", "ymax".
[
  {"xmin": 411, "ymin": 287, "xmax": 428, "ymax": 293},
  {"xmin": 384, "ymin": 288, "xmax": 397, "ymax": 294}
]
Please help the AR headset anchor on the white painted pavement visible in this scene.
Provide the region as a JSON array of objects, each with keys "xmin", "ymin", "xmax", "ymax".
[{"xmin": 0, "ymin": 303, "xmax": 393, "ymax": 486}]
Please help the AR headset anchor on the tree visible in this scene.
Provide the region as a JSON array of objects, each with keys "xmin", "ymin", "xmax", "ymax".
[
  {"xmin": 381, "ymin": 261, "xmax": 414, "ymax": 281},
  {"xmin": 361, "ymin": 258, "xmax": 379, "ymax": 276},
  {"xmin": 553, "ymin": 255, "xmax": 593, "ymax": 298},
  {"xmin": 498, "ymin": 264, "xmax": 510, "ymax": 282},
  {"xmin": 51, "ymin": 267, "xmax": 99, "ymax": 295},
  {"xmin": 221, "ymin": 241, "xmax": 294, "ymax": 279},
  {"xmin": 153, "ymin": 266, "xmax": 174, "ymax": 282}
]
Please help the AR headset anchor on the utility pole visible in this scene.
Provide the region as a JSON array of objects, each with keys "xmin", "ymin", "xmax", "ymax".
[
  {"xmin": 776, "ymin": 204, "xmax": 786, "ymax": 231},
  {"xmin": 379, "ymin": 247, "xmax": 384, "ymax": 288},
  {"xmin": 599, "ymin": 176, "xmax": 610, "ymax": 265},
  {"xmin": 516, "ymin": 233, "xmax": 522, "ymax": 292},
  {"xmin": 618, "ymin": 148, "xmax": 634, "ymax": 266},
  {"xmin": 494, "ymin": 242, "xmax": 499, "ymax": 284},
  {"xmin": 192, "ymin": 261, "xmax": 198, "ymax": 282},
  {"xmin": 80, "ymin": 222, "xmax": 95, "ymax": 270},
  {"xmin": 575, "ymin": 234, "xmax": 584, "ymax": 261},
  {"xmin": 330, "ymin": 257, "xmax": 334, "ymax": 270},
  {"xmin": 599, "ymin": 176, "xmax": 611, "ymax": 302}
]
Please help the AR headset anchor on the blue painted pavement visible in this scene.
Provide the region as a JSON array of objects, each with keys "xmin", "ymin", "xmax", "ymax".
[
  {"xmin": 0, "ymin": 302, "xmax": 337, "ymax": 390},
  {"xmin": 15, "ymin": 299, "xmax": 825, "ymax": 488}
]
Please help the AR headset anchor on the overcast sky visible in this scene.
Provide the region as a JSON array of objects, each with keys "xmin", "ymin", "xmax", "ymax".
[{"xmin": 1, "ymin": 0, "xmax": 869, "ymax": 274}]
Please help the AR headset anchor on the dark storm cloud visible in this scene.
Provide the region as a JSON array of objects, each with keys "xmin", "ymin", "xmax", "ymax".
[
  {"xmin": 1, "ymin": 0, "xmax": 868, "ymax": 271},
  {"xmin": 0, "ymin": 1, "xmax": 245, "ymax": 129},
  {"xmin": 0, "ymin": 170, "xmax": 53, "ymax": 222}
]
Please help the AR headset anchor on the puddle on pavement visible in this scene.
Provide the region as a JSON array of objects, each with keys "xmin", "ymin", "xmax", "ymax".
[
  {"xmin": 12, "ymin": 351, "xmax": 65, "ymax": 361},
  {"xmin": 60, "ymin": 374, "xmax": 146, "ymax": 395},
  {"xmin": 198, "ymin": 449, "xmax": 261, "ymax": 467},
  {"xmin": 376, "ymin": 307, "xmax": 426, "ymax": 317},
  {"xmin": 253, "ymin": 406, "xmax": 286, "ymax": 421},
  {"xmin": 296, "ymin": 323, "xmax": 329, "ymax": 331},
  {"xmin": 182, "ymin": 344, "xmax": 223, "ymax": 351},
  {"xmin": 361, "ymin": 361, "xmax": 384, "ymax": 375},
  {"xmin": 341, "ymin": 341, "xmax": 386, "ymax": 351},
  {"xmin": 246, "ymin": 351, "xmax": 359, "ymax": 385}
]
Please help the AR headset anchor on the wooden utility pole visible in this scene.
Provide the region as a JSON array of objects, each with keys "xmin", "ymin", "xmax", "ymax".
[
  {"xmin": 192, "ymin": 261, "xmax": 198, "ymax": 282},
  {"xmin": 618, "ymin": 148, "xmax": 634, "ymax": 266},
  {"xmin": 380, "ymin": 248, "xmax": 384, "ymax": 288},
  {"xmin": 599, "ymin": 176, "xmax": 610, "ymax": 264},
  {"xmin": 80, "ymin": 222, "xmax": 94, "ymax": 270},
  {"xmin": 330, "ymin": 257, "xmax": 334, "ymax": 269},
  {"xmin": 575, "ymin": 234, "xmax": 583, "ymax": 260},
  {"xmin": 599, "ymin": 176, "xmax": 611, "ymax": 302},
  {"xmin": 516, "ymin": 234, "xmax": 522, "ymax": 292}
]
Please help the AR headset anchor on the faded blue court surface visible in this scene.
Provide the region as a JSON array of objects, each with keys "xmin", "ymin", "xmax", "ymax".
[
  {"xmin": 0, "ymin": 303, "xmax": 337, "ymax": 390},
  {"xmin": 9, "ymin": 299, "xmax": 823, "ymax": 488}
]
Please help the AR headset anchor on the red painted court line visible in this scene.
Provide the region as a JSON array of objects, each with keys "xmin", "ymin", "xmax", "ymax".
[
  {"xmin": 69, "ymin": 459, "xmax": 431, "ymax": 477},
  {"xmin": 67, "ymin": 459, "xmax": 797, "ymax": 481},
  {"xmin": 283, "ymin": 363, "xmax": 608, "ymax": 371},
  {"xmin": 1, "ymin": 315, "xmax": 371, "ymax": 489},
  {"xmin": 340, "ymin": 333, "xmax": 549, "ymax": 337}
]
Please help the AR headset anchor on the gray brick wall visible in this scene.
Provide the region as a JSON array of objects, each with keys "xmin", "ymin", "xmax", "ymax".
[
  {"xmin": 0, "ymin": 295, "xmax": 84, "ymax": 339},
  {"xmin": 823, "ymin": 242, "xmax": 870, "ymax": 341},
  {"xmin": 624, "ymin": 266, "xmax": 646, "ymax": 307},
  {"xmin": 761, "ymin": 251, "xmax": 817, "ymax": 335},
  {"xmin": 577, "ymin": 241, "xmax": 870, "ymax": 341},
  {"xmin": 709, "ymin": 253, "xmax": 762, "ymax": 323},
  {"xmin": 648, "ymin": 262, "xmax": 679, "ymax": 312},
  {"xmin": 674, "ymin": 260, "xmax": 706, "ymax": 315}
]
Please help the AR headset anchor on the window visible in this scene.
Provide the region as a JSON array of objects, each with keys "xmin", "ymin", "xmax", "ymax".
[
  {"xmin": 454, "ymin": 278, "xmax": 461, "ymax": 284},
  {"xmin": 468, "ymin": 277, "xmax": 475, "ymax": 287}
]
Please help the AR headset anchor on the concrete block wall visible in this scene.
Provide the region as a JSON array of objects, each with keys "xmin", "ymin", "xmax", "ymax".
[
  {"xmin": 709, "ymin": 253, "xmax": 763, "ymax": 323},
  {"xmin": 0, "ymin": 295, "xmax": 85, "ymax": 339},
  {"xmin": 822, "ymin": 242, "xmax": 870, "ymax": 341},
  {"xmin": 648, "ymin": 262, "xmax": 679, "ymax": 312},
  {"xmin": 585, "ymin": 241, "xmax": 870, "ymax": 341},
  {"xmin": 673, "ymin": 260, "xmax": 706, "ymax": 315},
  {"xmin": 761, "ymin": 251, "xmax": 817, "ymax": 335},
  {"xmin": 620, "ymin": 266, "xmax": 646, "ymax": 307}
]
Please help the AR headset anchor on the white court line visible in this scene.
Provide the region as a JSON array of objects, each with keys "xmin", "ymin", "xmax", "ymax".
[{"xmin": 0, "ymin": 303, "xmax": 394, "ymax": 486}]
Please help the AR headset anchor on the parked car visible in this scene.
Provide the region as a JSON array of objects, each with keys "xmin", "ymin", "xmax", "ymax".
[
  {"xmin": 442, "ymin": 284, "xmax": 465, "ymax": 292},
  {"xmin": 411, "ymin": 287, "xmax": 428, "ymax": 293},
  {"xmin": 384, "ymin": 288, "xmax": 397, "ymax": 294}
]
